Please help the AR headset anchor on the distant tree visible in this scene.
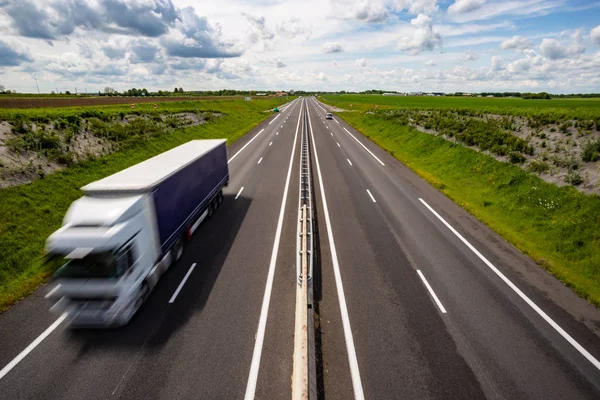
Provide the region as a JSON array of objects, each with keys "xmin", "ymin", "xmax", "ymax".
[
  {"xmin": 104, "ymin": 86, "xmax": 116, "ymax": 94},
  {"xmin": 178, "ymin": 87, "xmax": 183, "ymax": 93},
  {"xmin": 0, "ymin": 84, "xmax": 4, "ymax": 93},
  {"xmin": 174, "ymin": 87, "xmax": 179, "ymax": 93},
  {"xmin": 65, "ymin": 90, "xmax": 71, "ymax": 95},
  {"xmin": 142, "ymin": 88, "xmax": 149, "ymax": 96}
]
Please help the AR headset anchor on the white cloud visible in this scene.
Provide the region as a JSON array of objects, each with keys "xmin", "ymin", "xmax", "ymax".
[
  {"xmin": 540, "ymin": 38, "xmax": 584, "ymax": 60},
  {"xmin": 490, "ymin": 55, "xmax": 502, "ymax": 71},
  {"xmin": 500, "ymin": 35, "xmax": 533, "ymax": 51},
  {"xmin": 393, "ymin": 0, "xmax": 439, "ymax": 14},
  {"xmin": 507, "ymin": 58, "xmax": 530, "ymax": 73},
  {"xmin": 275, "ymin": 59, "xmax": 286, "ymax": 68},
  {"xmin": 461, "ymin": 49, "xmax": 479, "ymax": 61},
  {"xmin": 592, "ymin": 25, "xmax": 600, "ymax": 46},
  {"xmin": 448, "ymin": 0, "xmax": 486, "ymax": 14},
  {"xmin": 397, "ymin": 13, "xmax": 442, "ymax": 54},
  {"xmin": 425, "ymin": 59, "xmax": 435, "ymax": 66},
  {"xmin": 355, "ymin": 58, "xmax": 367, "ymax": 67},
  {"xmin": 448, "ymin": 0, "xmax": 563, "ymax": 23},
  {"xmin": 322, "ymin": 42, "xmax": 344, "ymax": 53},
  {"xmin": 354, "ymin": 1, "xmax": 389, "ymax": 22}
]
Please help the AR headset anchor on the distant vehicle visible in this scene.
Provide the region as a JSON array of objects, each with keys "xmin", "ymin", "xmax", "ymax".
[
  {"xmin": 326, "ymin": 113, "xmax": 333, "ymax": 119},
  {"xmin": 45, "ymin": 140, "xmax": 229, "ymax": 327},
  {"xmin": 273, "ymin": 107, "xmax": 280, "ymax": 112}
]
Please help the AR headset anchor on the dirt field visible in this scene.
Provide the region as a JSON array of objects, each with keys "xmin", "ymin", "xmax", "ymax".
[{"xmin": 0, "ymin": 95, "xmax": 276, "ymax": 109}]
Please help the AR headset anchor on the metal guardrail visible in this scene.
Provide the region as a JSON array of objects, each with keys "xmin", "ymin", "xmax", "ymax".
[{"xmin": 293, "ymin": 101, "xmax": 317, "ymax": 400}]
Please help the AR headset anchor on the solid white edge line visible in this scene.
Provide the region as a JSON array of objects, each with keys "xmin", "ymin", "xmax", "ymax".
[
  {"xmin": 235, "ymin": 186, "xmax": 245, "ymax": 200},
  {"xmin": 337, "ymin": 142, "xmax": 341, "ymax": 148},
  {"xmin": 257, "ymin": 157, "xmax": 263, "ymax": 164},
  {"xmin": 244, "ymin": 98, "xmax": 304, "ymax": 400},
  {"xmin": 333, "ymin": 118, "xmax": 340, "ymax": 124},
  {"xmin": 416, "ymin": 270, "xmax": 447, "ymax": 314},
  {"xmin": 418, "ymin": 197, "xmax": 600, "ymax": 370},
  {"xmin": 366, "ymin": 189, "xmax": 376, "ymax": 203},
  {"xmin": 276, "ymin": 131, "xmax": 279, "ymax": 135},
  {"xmin": 347, "ymin": 158, "xmax": 353, "ymax": 166},
  {"xmin": 342, "ymin": 127, "xmax": 385, "ymax": 166},
  {"xmin": 228, "ymin": 129, "xmax": 265, "ymax": 164},
  {"xmin": 0, "ymin": 312, "xmax": 68, "ymax": 380},
  {"xmin": 307, "ymin": 101, "xmax": 365, "ymax": 400},
  {"xmin": 268, "ymin": 114, "xmax": 280, "ymax": 125},
  {"xmin": 269, "ymin": 142, "xmax": 272, "ymax": 146},
  {"xmin": 169, "ymin": 263, "xmax": 197, "ymax": 303}
]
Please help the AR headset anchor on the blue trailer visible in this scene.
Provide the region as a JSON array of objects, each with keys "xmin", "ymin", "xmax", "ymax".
[{"xmin": 45, "ymin": 140, "xmax": 229, "ymax": 326}]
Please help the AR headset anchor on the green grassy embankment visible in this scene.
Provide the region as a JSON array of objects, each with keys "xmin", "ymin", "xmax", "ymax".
[
  {"xmin": 322, "ymin": 98, "xmax": 600, "ymax": 307},
  {"xmin": 0, "ymin": 98, "xmax": 284, "ymax": 311}
]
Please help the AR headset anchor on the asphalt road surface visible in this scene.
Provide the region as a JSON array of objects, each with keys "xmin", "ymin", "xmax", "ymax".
[{"xmin": 1, "ymin": 97, "xmax": 600, "ymax": 399}]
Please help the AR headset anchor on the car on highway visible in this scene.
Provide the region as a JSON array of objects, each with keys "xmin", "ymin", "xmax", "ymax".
[{"xmin": 326, "ymin": 113, "xmax": 333, "ymax": 119}]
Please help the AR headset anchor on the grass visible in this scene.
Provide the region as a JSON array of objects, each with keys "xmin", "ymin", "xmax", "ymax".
[
  {"xmin": 326, "ymin": 104, "xmax": 600, "ymax": 307},
  {"xmin": 0, "ymin": 98, "xmax": 285, "ymax": 311}
]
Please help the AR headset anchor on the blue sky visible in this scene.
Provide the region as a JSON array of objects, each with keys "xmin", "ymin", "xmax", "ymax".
[{"xmin": 0, "ymin": 0, "xmax": 599, "ymax": 93}]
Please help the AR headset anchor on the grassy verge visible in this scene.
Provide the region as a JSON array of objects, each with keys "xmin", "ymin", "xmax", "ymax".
[
  {"xmin": 332, "ymin": 110, "xmax": 600, "ymax": 307},
  {"xmin": 0, "ymin": 98, "xmax": 284, "ymax": 311}
]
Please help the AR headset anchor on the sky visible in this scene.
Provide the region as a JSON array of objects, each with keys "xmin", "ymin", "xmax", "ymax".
[{"xmin": 0, "ymin": 0, "xmax": 599, "ymax": 93}]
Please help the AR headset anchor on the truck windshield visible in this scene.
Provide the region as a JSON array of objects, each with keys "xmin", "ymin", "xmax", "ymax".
[{"xmin": 54, "ymin": 252, "xmax": 120, "ymax": 279}]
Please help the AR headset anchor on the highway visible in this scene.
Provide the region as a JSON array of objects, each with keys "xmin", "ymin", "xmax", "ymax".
[{"xmin": 1, "ymin": 97, "xmax": 600, "ymax": 399}]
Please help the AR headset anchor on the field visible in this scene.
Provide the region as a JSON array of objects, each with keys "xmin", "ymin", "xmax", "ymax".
[
  {"xmin": 319, "ymin": 94, "xmax": 600, "ymax": 307},
  {"xmin": 0, "ymin": 95, "xmax": 285, "ymax": 109},
  {"xmin": 0, "ymin": 97, "xmax": 285, "ymax": 311},
  {"xmin": 322, "ymin": 94, "xmax": 600, "ymax": 116}
]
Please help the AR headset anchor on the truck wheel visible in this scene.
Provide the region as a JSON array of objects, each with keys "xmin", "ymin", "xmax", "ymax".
[
  {"xmin": 173, "ymin": 237, "xmax": 184, "ymax": 262},
  {"xmin": 218, "ymin": 191, "xmax": 223, "ymax": 206},
  {"xmin": 208, "ymin": 200, "xmax": 215, "ymax": 217}
]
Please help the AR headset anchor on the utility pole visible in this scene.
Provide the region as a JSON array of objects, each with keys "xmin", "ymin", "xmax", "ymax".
[{"xmin": 33, "ymin": 74, "xmax": 40, "ymax": 94}]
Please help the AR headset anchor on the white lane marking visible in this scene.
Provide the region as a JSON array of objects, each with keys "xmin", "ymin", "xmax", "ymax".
[
  {"xmin": 281, "ymin": 125, "xmax": 283, "ymax": 128},
  {"xmin": 235, "ymin": 186, "xmax": 245, "ymax": 200},
  {"xmin": 330, "ymin": 132, "xmax": 333, "ymax": 136},
  {"xmin": 269, "ymin": 114, "xmax": 280, "ymax": 125},
  {"xmin": 347, "ymin": 158, "xmax": 353, "ymax": 166},
  {"xmin": 169, "ymin": 263, "xmax": 197, "ymax": 303},
  {"xmin": 307, "ymin": 102, "xmax": 365, "ymax": 399},
  {"xmin": 0, "ymin": 313, "xmax": 68, "ymax": 380},
  {"xmin": 418, "ymin": 197, "xmax": 600, "ymax": 370},
  {"xmin": 333, "ymin": 118, "xmax": 340, "ymax": 124},
  {"xmin": 342, "ymin": 127, "xmax": 385, "ymax": 166},
  {"xmin": 228, "ymin": 129, "xmax": 265, "ymax": 164},
  {"xmin": 44, "ymin": 284, "xmax": 61, "ymax": 299},
  {"xmin": 366, "ymin": 189, "xmax": 376, "ymax": 203},
  {"xmin": 258, "ymin": 157, "xmax": 263, "ymax": 164},
  {"xmin": 244, "ymin": 98, "xmax": 304, "ymax": 400},
  {"xmin": 269, "ymin": 142, "xmax": 272, "ymax": 146},
  {"xmin": 313, "ymin": 100, "xmax": 327, "ymax": 113},
  {"xmin": 417, "ymin": 270, "xmax": 447, "ymax": 314},
  {"xmin": 276, "ymin": 131, "xmax": 279, "ymax": 135},
  {"xmin": 337, "ymin": 142, "xmax": 341, "ymax": 148},
  {"xmin": 326, "ymin": 126, "xmax": 329, "ymax": 130}
]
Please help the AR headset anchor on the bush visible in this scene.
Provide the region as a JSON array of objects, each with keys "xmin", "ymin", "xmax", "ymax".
[
  {"xmin": 56, "ymin": 152, "xmax": 74, "ymax": 166},
  {"xmin": 508, "ymin": 152, "xmax": 526, "ymax": 164},
  {"xmin": 581, "ymin": 139, "xmax": 600, "ymax": 162},
  {"xmin": 527, "ymin": 159, "xmax": 550, "ymax": 174},
  {"xmin": 559, "ymin": 122, "xmax": 571, "ymax": 133},
  {"xmin": 564, "ymin": 170, "xmax": 583, "ymax": 186}
]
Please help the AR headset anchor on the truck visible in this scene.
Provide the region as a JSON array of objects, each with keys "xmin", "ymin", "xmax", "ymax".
[{"xmin": 45, "ymin": 139, "xmax": 229, "ymax": 327}]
